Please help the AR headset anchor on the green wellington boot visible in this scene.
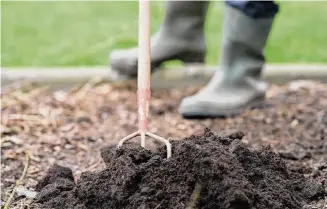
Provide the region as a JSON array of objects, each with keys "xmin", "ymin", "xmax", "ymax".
[
  {"xmin": 109, "ymin": 1, "xmax": 210, "ymax": 78},
  {"xmin": 178, "ymin": 5, "xmax": 276, "ymax": 118}
]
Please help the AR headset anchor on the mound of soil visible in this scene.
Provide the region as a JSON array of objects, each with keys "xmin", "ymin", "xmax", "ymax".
[{"xmin": 34, "ymin": 128, "xmax": 324, "ymax": 209}]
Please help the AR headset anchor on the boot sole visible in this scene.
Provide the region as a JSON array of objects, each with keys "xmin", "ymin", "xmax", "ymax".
[
  {"xmin": 108, "ymin": 62, "xmax": 162, "ymax": 80},
  {"xmin": 108, "ymin": 51, "xmax": 205, "ymax": 79},
  {"xmin": 179, "ymin": 97, "xmax": 265, "ymax": 119}
]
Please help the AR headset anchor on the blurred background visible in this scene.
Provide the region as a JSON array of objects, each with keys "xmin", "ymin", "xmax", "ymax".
[{"xmin": 2, "ymin": 1, "xmax": 327, "ymax": 68}]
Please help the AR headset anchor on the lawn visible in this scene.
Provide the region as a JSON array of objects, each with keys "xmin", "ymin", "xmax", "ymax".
[{"xmin": 1, "ymin": 1, "xmax": 327, "ymax": 67}]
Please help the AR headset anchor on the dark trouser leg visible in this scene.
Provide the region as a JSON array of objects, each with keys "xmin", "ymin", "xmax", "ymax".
[{"xmin": 225, "ymin": 0, "xmax": 279, "ymax": 18}]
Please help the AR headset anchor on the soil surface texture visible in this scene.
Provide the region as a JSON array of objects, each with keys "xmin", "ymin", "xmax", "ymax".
[
  {"xmin": 1, "ymin": 79, "xmax": 327, "ymax": 208},
  {"xmin": 34, "ymin": 128, "xmax": 324, "ymax": 209}
]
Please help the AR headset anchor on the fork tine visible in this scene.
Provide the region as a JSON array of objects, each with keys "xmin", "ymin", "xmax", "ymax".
[
  {"xmin": 117, "ymin": 131, "xmax": 140, "ymax": 148},
  {"xmin": 146, "ymin": 132, "xmax": 172, "ymax": 158}
]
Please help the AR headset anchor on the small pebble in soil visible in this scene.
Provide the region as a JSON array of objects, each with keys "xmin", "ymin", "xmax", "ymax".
[{"xmin": 34, "ymin": 128, "xmax": 325, "ymax": 209}]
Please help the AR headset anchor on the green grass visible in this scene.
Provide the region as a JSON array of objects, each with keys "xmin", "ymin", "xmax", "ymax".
[{"xmin": 1, "ymin": 1, "xmax": 327, "ymax": 67}]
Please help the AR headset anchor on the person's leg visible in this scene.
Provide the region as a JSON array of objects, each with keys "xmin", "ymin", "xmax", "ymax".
[
  {"xmin": 179, "ymin": 1, "xmax": 279, "ymax": 118},
  {"xmin": 226, "ymin": 1, "xmax": 278, "ymax": 19},
  {"xmin": 109, "ymin": 1, "xmax": 210, "ymax": 78}
]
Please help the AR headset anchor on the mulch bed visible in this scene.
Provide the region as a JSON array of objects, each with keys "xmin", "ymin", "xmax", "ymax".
[{"xmin": 1, "ymin": 79, "xmax": 326, "ymax": 208}]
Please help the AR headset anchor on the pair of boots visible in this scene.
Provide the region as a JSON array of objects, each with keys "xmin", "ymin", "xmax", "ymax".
[{"xmin": 109, "ymin": 1, "xmax": 276, "ymax": 118}]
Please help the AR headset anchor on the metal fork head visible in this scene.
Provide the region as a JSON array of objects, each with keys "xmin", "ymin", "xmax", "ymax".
[{"xmin": 117, "ymin": 131, "xmax": 172, "ymax": 158}]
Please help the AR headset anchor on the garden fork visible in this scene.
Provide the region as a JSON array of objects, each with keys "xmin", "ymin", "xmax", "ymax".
[{"xmin": 117, "ymin": 0, "xmax": 172, "ymax": 158}]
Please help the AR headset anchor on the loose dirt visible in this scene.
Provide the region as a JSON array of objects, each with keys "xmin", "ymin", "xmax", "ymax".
[
  {"xmin": 1, "ymin": 80, "xmax": 326, "ymax": 208},
  {"xmin": 34, "ymin": 128, "xmax": 324, "ymax": 209}
]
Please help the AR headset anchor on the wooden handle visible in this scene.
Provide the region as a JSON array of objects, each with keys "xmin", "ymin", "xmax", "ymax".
[
  {"xmin": 138, "ymin": 0, "xmax": 151, "ymax": 89},
  {"xmin": 137, "ymin": 0, "xmax": 151, "ymax": 132}
]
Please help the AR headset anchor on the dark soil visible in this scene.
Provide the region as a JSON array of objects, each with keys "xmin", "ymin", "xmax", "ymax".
[
  {"xmin": 34, "ymin": 128, "xmax": 324, "ymax": 209},
  {"xmin": 1, "ymin": 80, "xmax": 326, "ymax": 208}
]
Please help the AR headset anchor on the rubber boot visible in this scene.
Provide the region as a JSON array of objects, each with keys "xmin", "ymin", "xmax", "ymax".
[
  {"xmin": 109, "ymin": 1, "xmax": 210, "ymax": 78},
  {"xmin": 178, "ymin": 5, "xmax": 276, "ymax": 118}
]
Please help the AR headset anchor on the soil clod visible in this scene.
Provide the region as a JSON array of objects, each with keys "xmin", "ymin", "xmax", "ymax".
[
  {"xmin": 35, "ymin": 163, "xmax": 74, "ymax": 192},
  {"xmin": 34, "ymin": 128, "xmax": 325, "ymax": 209}
]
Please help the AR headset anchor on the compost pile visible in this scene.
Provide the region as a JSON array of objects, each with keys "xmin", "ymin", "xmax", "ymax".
[{"xmin": 34, "ymin": 128, "xmax": 324, "ymax": 209}]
